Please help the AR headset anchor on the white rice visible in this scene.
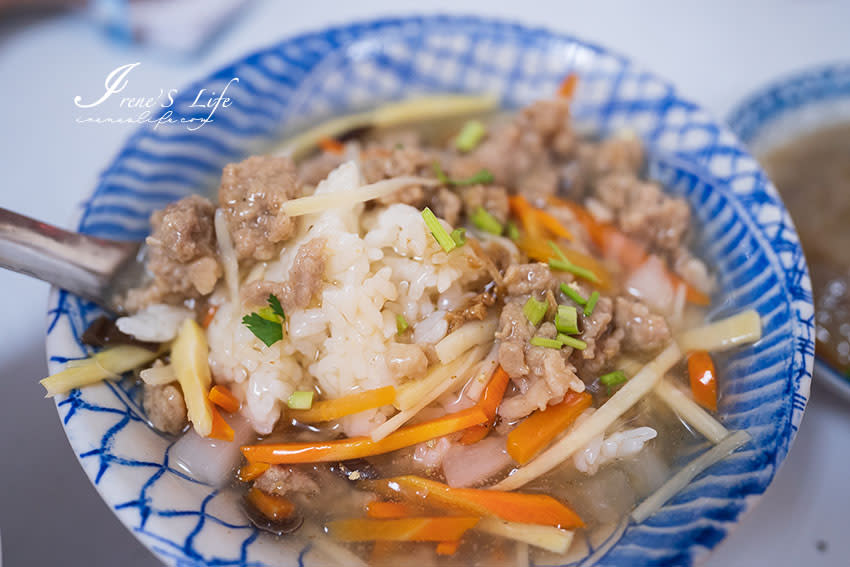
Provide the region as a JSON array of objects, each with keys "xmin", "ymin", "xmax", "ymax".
[
  {"xmin": 206, "ymin": 161, "xmax": 486, "ymax": 435},
  {"xmin": 572, "ymin": 409, "xmax": 658, "ymax": 475}
]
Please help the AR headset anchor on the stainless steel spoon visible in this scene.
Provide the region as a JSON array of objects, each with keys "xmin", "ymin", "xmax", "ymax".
[{"xmin": 0, "ymin": 208, "xmax": 145, "ymax": 313}]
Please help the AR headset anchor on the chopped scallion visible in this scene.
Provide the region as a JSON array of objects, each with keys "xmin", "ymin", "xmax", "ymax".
[
  {"xmin": 559, "ymin": 282, "xmax": 587, "ymax": 306},
  {"xmin": 432, "ymin": 162, "xmax": 450, "ymax": 184},
  {"xmin": 287, "ymin": 391, "xmax": 314, "ymax": 410},
  {"xmin": 432, "ymin": 162, "xmax": 495, "ymax": 187},
  {"xmin": 557, "ymin": 334, "xmax": 587, "ymax": 350},
  {"xmin": 548, "ymin": 258, "xmax": 571, "ymax": 272},
  {"xmin": 555, "ymin": 305, "xmax": 579, "ymax": 335},
  {"xmin": 548, "ymin": 240, "xmax": 568, "ymax": 262},
  {"xmin": 584, "ymin": 291, "xmax": 600, "ymax": 316},
  {"xmin": 506, "ymin": 221, "xmax": 520, "ymax": 241},
  {"xmin": 455, "ymin": 120, "xmax": 486, "ymax": 152},
  {"xmin": 396, "ymin": 314, "xmax": 409, "ymax": 335},
  {"xmin": 546, "ymin": 241, "xmax": 599, "ymax": 282},
  {"xmin": 599, "ymin": 370, "xmax": 628, "ymax": 394},
  {"xmin": 530, "ymin": 336, "xmax": 563, "ymax": 349},
  {"xmin": 450, "ymin": 228, "xmax": 467, "ymax": 246},
  {"xmin": 471, "ymin": 206, "xmax": 504, "ymax": 235},
  {"xmin": 421, "ymin": 207, "xmax": 457, "ymax": 253},
  {"xmin": 523, "ymin": 296, "xmax": 548, "ymax": 326}
]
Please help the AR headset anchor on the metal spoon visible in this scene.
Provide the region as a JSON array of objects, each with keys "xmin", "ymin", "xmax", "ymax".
[{"xmin": 0, "ymin": 208, "xmax": 145, "ymax": 313}]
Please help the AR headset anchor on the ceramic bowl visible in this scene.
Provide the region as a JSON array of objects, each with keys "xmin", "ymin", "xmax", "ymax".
[
  {"xmin": 727, "ymin": 62, "xmax": 850, "ymax": 401},
  {"xmin": 46, "ymin": 15, "xmax": 814, "ymax": 566}
]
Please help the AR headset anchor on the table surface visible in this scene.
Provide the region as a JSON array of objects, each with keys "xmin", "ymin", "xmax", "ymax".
[{"xmin": 1, "ymin": 1, "xmax": 849, "ymax": 566}]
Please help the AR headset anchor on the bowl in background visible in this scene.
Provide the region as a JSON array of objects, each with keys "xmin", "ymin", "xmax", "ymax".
[
  {"xmin": 728, "ymin": 62, "xmax": 850, "ymax": 401},
  {"xmin": 45, "ymin": 15, "xmax": 813, "ymax": 566}
]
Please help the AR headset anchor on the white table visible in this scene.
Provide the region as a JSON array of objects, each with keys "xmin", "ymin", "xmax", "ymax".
[{"xmin": 1, "ymin": 2, "xmax": 848, "ymax": 565}]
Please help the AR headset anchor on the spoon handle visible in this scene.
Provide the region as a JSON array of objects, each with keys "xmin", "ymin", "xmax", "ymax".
[{"xmin": 0, "ymin": 208, "xmax": 140, "ymax": 310}]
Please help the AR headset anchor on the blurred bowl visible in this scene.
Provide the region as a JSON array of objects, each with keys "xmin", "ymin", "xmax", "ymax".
[
  {"xmin": 45, "ymin": 15, "xmax": 813, "ymax": 566},
  {"xmin": 728, "ymin": 62, "xmax": 850, "ymax": 401}
]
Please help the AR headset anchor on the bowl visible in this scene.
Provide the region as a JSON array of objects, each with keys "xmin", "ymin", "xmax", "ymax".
[
  {"xmin": 727, "ymin": 62, "xmax": 850, "ymax": 401},
  {"xmin": 45, "ymin": 15, "xmax": 814, "ymax": 566}
]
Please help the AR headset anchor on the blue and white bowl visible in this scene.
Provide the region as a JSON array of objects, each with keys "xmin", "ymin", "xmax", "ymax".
[
  {"xmin": 727, "ymin": 62, "xmax": 850, "ymax": 401},
  {"xmin": 45, "ymin": 16, "xmax": 814, "ymax": 566}
]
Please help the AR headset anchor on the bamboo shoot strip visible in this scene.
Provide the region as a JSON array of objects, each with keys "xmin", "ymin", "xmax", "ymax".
[
  {"xmin": 653, "ymin": 378, "xmax": 729, "ymax": 444},
  {"xmin": 631, "ymin": 430, "xmax": 751, "ymax": 523},
  {"xmin": 493, "ymin": 342, "xmax": 682, "ymax": 491},
  {"xmin": 677, "ymin": 310, "xmax": 761, "ymax": 353},
  {"xmin": 475, "ymin": 518, "xmax": 573, "ymax": 553}
]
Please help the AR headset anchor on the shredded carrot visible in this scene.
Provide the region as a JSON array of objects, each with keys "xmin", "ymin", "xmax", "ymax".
[
  {"xmin": 328, "ymin": 517, "xmax": 479, "ymax": 543},
  {"xmin": 207, "ymin": 406, "xmax": 234, "ymax": 442},
  {"xmin": 202, "ymin": 305, "xmax": 219, "ymax": 329},
  {"xmin": 208, "ymin": 385, "xmax": 240, "ymax": 413},
  {"xmin": 288, "ymin": 386, "xmax": 396, "ymax": 423},
  {"xmin": 460, "ymin": 366, "xmax": 511, "ymax": 445},
  {"xmin": 365, "ymin": 476, "xmax": 583, "ymax": 529},
  {"xmin": 558, "ymin": 73, "xmax": 579, "ymax": 99},
  {"xmin": 509, "ymin": 195, "xmax": 544, "ymax": 240},
  {"xmin": 367, "ymin": 501, "xmax": 415, "ymax": 519},
  {"xmin": 548, "ymin": 196, "xmax": 710, "ymax": 305},
  {"xmin": 246, "ymin": 487, "xmax": 295, "ymax": 522},
  {"xmin": 241, "ymin": 406, "xmax": 487, "ymax": 464},
  {"xmin": 436, "ymin": 541, "xmax": 460, "ymax": 555},
  {"xmin": 506, "ymin": 391, "xmax": 593, "ymax": 465},
  {"xmin": 237, "ymin": 461, "xmax": 270, "ymax": 482},
  {"xmin": 535, "ymin": 208, "xmax": 573, "ymax": 240},
  {"xmin": 687, "ymin": 350, "xmax": 718, "ymax": 411},
  {"xmin": 318, "ymin": 136, "xmax": 345, "ymax": 155}
]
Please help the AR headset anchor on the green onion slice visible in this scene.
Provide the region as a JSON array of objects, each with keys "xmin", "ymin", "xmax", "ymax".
[
  {"xmin": 506, "ymin": 221, "xmax": 520, "ymax": 241},
  {"xmin": 471, "ymin": 207, "xmax": 504, "ymax": 235},
  {"xmin": 523, "ymin": 296, "xmax": 548, "ymax": 326},
  {"xmin": 557, "ymin": 334, "xmax": 587, "ymax": 350},
  {"xmin": 421, "ymin": 207, "xmax": 457, "ymax": 253},
  {"xmin": 584, "ymin": 291, "xmax": 600, "ymax": 316},
  {"xmin": 559, "ymin": 283, "xmax": 587, "ymax": 306},
  {"xmin": 455, "ymin": 120, "xmax": 486, "ymax": 152},
  {"xmin": 287, "ymin": 391, "xmax": 314, "ymax": 410},
  {"xmin": 396, "ymin": 314, "xmax": 409, "ymax": 335},
  {"xmin": 450, "ymin": 228, "xmax": 467, "ymax": 246},
  {"xmin": 555, "ymin": 305, "xmax": 579, "ymax": 335},
  {"xmin": 530, "ymin": 336, "xmax": 563, "ymax": 349}
]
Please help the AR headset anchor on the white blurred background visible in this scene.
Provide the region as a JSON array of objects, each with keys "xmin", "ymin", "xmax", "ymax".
[{"xmin": 1, "ymin": 1, "xmax": 848, "ymax": 565}]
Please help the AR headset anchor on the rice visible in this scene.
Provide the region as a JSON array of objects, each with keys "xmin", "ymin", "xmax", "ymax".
[{"xmin": 206, "ymin": 161, "xmax": 486, "ymax": 435}]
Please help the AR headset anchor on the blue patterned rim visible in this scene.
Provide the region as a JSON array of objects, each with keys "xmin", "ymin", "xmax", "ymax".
[
  {"xmin": 45, "ymin": 15, "xmax": 813, "ymax": 567},
  {"xmin": 727, "ymin": 61, "xmax": 850, "ymax": 399}
]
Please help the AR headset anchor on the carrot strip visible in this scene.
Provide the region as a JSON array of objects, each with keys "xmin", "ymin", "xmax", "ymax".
[
  {"xmin": 209, "ymin": 385, "xmax": 240, "ymax": 413},
  {"xmin": 208, "ymin": 406, "xmax": 234, "ymax": 442},
  {"xmin": 460, "ymin": 366, "xmax": 510, "ymax": 445},
  {"xmin": 687, "ymin": 350, "xmax": 718, "ymax": 412},
  {"xmin": 518, "ymin": 236, "xmax": 612, "ymax": 290},
  {"xmin": 318, "ymin": 136, "xmax": 345, "ymax": 155},
  {"xmin": 509, "ymin": 195, "xmax": 544, "ymax": 240},
  {"xmin": 506, "ymin": 391, "xmax": 592, "ymax": 465},
  {"xmin": 288, "ymin": 386, "xmax": 396, "ymax": 423},
  {"xmin": 365, "ymin": 476, "xmax": 583, "ymax": 529},
  {"xmin": 549, "ymin": 197, "xmax": 710, "ymax": 305},
  {"xmin": 558, "ymin": 73, "xmax": 578, "ymax": 99},
  {"xmin": 241, "ymin": 407, "xmax": 487, "ymax": 464},
  {"xmin": 246, "ymin": 487, "xmax": 295, "ymax": 521},
  {"xmin": 436, "ymin": 541, "xmax": 460, "ymax": 555},
  {"xmin": 367, "ymin": 501, "xmax": 415, "ymax": 519},
  {"xmin": 327, "ymin": 517, "xmax": 479, "ymax": 542},
  {"xmin": 237, "ymin": 461, "xmax": 270, "ymax": 482},
  {"xmin": 535, "ymin": 208, "xmax": 573, "ymax": 240},
  {"xmin": 202, "ymin": 305, "xmax": 219, "ymax": 329}
]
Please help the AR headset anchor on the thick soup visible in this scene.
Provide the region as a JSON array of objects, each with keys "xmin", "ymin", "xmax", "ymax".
[
  {"xmin": 761, "ymin": 123, "xmax": 850, "ymax": 375},
  {"xmin": 42, "ymin": 81, "xmax": 762, "ymax": 566}
]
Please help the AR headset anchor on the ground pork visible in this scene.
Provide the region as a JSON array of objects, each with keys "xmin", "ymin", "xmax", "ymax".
[
  {"xmin": 254, "ymin": 465, "xmax": 320, "ymax": 497},
  {"xmin": 594, "ymin": 173, "xmax": 690, "ymax": 254},
  {"xmin": 297, "ymin": 151, "xmax": 344, "ymax": 186},
  {"xmin": 124, "ymin": 195, "xmax": 221, "ymax": 312},
  {"xmin": 241, "ymin": 238, "xmax": 327, "ymax": 310},
  {"xmin": 428, "ymin": 187, "xmax": 463, "ymax": 226},
  {"xmin": 360, "ymin": 144, "xmax": 434, "ymax": 207},
  {"xmin": 142, "ymin": 383, "xmax": 187, "ymax": 435},
  {"xmin": 219, "ymin": 155, "xmax": 301, "ymax": 261},
  {"xmin": 386, "ymin": 342, "xmax": 429, "ymax": 381},
  {"xmin": 502, "ymin": 263, "xmax": 554, "ymax": 295},
  {"xmin": 460, "ymin": 184, "xmax": 510, "ymax": 223},
  {"xmin": 615, "ymin": 297, "xmax": 672, "ymax": 352}
]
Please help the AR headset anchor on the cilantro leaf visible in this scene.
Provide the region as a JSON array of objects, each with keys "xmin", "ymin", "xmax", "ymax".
[
  {"xmin": 242, "ymin": 313, "xmax": 283, "ymax": 347},
  {"xmin": 268, "ymin": 294, "xmax": 285, "ymax": 320}
]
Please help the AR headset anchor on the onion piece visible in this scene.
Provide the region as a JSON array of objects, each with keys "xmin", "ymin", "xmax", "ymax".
[
  {"xmin": 171, "ymin": 412, "xmax": 254, "ymax": 486},
  {"xmin": 631, "ymin": 430, "xmax": 751, "ymax": 523},
  {"xmin": 677, "ymin": 310, "xmax": 762, "ymax": 353},
  {"xmin": 442, "ymin": 435, "xmax": 513, "ymax": 488},
  {"xmin": 434, "ymin": 317, "xmax": 497, "ymax": 364},
  {"xmin": 493, "ymin": 342, "xmax": 682, "ymax": 491},
  {"xmin": 653, "ymin": 378, "xmax": 728, "ymax": 444},
  {"xmin": 625, "ymin": 255, "xmax": 674, "ymax": 313},
  {"xmin": 475, "ymin": 517, "xmax": 574, "ymax": 553}
]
